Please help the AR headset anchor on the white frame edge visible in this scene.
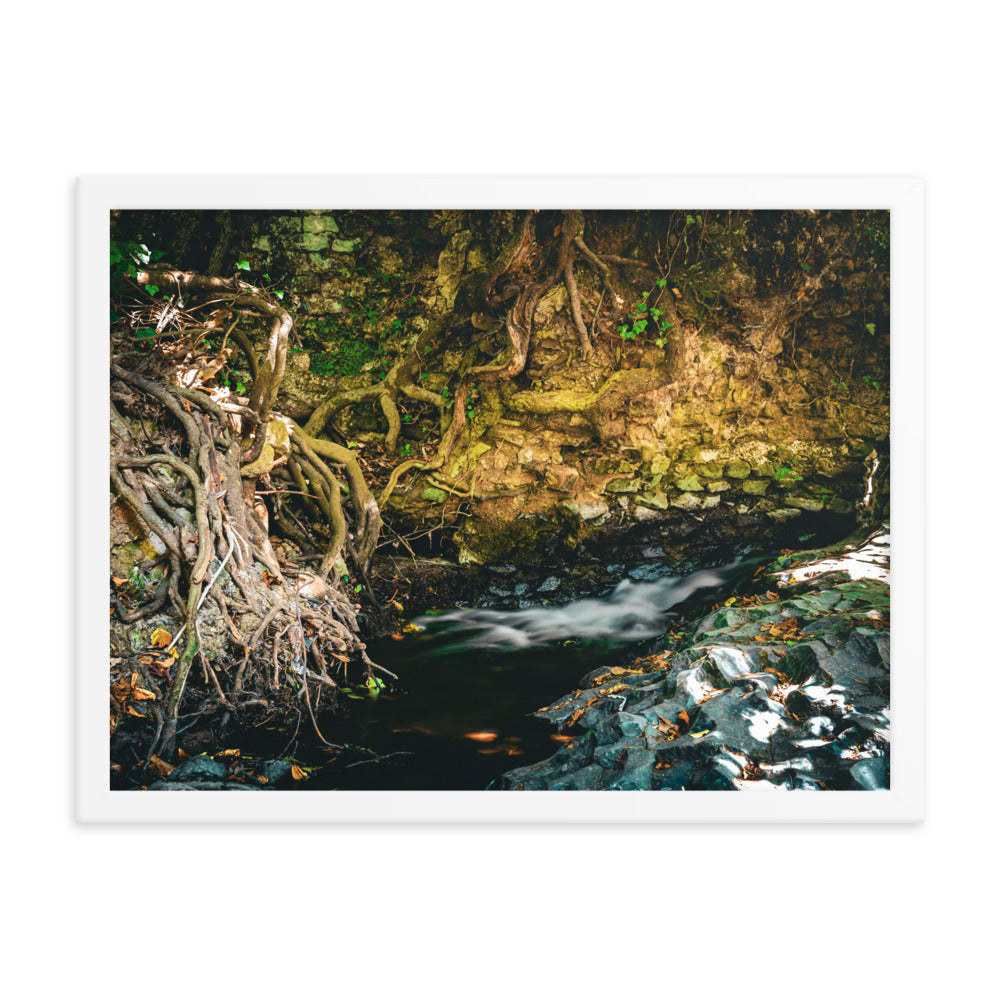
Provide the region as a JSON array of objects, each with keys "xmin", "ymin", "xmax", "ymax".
[{"xmin": 77, "ymin": 177, "xmax": 924, "ymax": 824}]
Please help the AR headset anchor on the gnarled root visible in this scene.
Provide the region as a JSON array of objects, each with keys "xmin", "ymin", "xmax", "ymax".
[{"xmin": 110, "ymin": 272, "xmax": 388, "ymax": 757}]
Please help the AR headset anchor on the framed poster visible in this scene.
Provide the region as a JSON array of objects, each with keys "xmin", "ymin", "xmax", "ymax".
[{"xmin": 78, "ymin": 177, "xmax": 923, "ymax": 822}]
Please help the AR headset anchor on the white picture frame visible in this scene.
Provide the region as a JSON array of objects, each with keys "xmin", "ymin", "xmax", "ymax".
[{"xmin": 78, "ymin": 177, "xmax": 924, "ymax": 823}]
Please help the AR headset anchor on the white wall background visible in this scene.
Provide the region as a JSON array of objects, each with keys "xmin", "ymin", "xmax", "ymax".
[{"xmin": 4, "ymin": 3, "xmax": 992, "ymax": 996}]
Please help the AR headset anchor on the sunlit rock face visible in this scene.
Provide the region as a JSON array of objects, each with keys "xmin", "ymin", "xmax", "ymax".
[
  {"xmin": 498, "ymin": 530, "xmax": 890, "ymax": 791},
  {"xmin": 116, "ymin": 209, "xmax": 888, "ymax": 568}
]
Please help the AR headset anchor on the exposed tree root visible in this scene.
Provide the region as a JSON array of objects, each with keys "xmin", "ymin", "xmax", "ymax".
[{"xmin": 111, "ymin": 271, "xmax": 389, "ymax": 758}]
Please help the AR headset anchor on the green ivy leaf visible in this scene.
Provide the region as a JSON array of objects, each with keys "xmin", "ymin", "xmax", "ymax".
[
  {"xmin": 136, "ymin": 328, "xmax": 155, "ymax": 340},
  {"xmin": 236, "ymin": 260, "xmax": 250, "ymax": 271},
  {"xmin": 144, "ymin": 284, "xmax": 159, "ymax": 297}
]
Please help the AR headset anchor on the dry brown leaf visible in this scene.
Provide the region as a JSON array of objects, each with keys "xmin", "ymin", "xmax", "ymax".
[
  {"xmin": 216, "ymin": 748, "xmax": 241, "ymax": 758},
  {"xmin": 656, "ymin": 716, "xmax": 679, "ymax": 740},
  {"xmin": 147, "ymin": 755, "xmax": 174, "ymax": 777},
  {"xmin": 110, "ymin": 679, "xmax": 131, "ymax": 703},
  {"xmin": 132, "ymin": 686, "xmax": 156, "ymax": 701}
]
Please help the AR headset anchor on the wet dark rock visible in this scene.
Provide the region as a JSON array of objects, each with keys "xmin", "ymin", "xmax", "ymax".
[
  {"xmin": 849, "ymin": 756, "xmax": 888, "ymax": 790},
  {"xmin": 166, "ymin": 756, "xmax": 229, "ymax": 782},
  {"xmin": 145, "ymin": 754, "xmax": 291, "ymax": 790},
  {"xmin": 257, "ymin": 760, "xmax": 295, "ymax": 785},
  {"xmin": 500, "ymin": 528, "xmax": 891, "ymax": 792},
  {"xmin": 147, "ymin": 780, "xmax": 259, "ymax": 791},
  {"xmin": 628, "ymin": 563, "xmax": 667, "ymax": 582}
]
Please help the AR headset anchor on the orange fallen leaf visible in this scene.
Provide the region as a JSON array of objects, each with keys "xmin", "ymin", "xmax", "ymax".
[
  {"xmin": 147, "ymin": 755, "xmax": 174, "ymax": 777},
  {"xmin": 132, "ymin": 686, "xmax": 157, "ymax": 701},
  {"xmin": 290, "ymin": 764, "xmax": 306, "ymax": 781},
  {"xmin": 463, "ymin": 731, "xmax": 499, "ymax": 742},
  {"xmin": 150, "ymin": 628, "xmax": 173, "ymax": 648}
]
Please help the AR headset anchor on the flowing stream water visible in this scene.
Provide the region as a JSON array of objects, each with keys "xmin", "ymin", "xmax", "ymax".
[{"xmin": 237, "ymin": 563, "xmax": 745, "ymax": 790}]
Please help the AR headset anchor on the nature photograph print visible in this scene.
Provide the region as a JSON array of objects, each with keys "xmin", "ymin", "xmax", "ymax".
[{"xmin": 108, "ymin": 208, "xmax": 890, "ymax": 792}]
